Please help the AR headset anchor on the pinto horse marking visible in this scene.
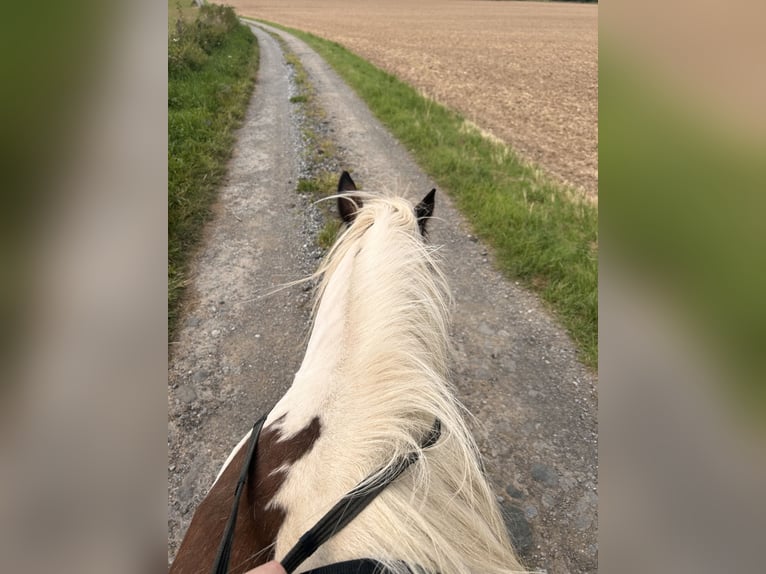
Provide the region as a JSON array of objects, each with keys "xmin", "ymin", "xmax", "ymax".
[
  {"xmin": 170, "ymin": 417, "xmax": 322, "ymax": 574},
  {"xmin": 172, "ymin": 170, "xmax": 527, "ymax": 574}
]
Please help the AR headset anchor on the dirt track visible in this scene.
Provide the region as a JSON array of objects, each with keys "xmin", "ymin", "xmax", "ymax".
[
  {"xmin": 228, "ymin": 0, "xmax": 598, "ymax": 199},
  {"xmin": 168, "ymin": 22, "xmax": 598, "ymax": 574}
]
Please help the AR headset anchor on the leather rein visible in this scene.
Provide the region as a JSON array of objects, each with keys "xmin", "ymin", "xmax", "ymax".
[{"xmin": 211, "ymin": 415, "xmax": 442, "ymax": 574}]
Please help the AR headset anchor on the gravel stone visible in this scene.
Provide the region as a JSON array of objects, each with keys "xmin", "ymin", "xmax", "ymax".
[
  {"xmin": 500, "ymin": 501, "xmax": 534, "ymax": 560},
  {"xmin": 531, "ymin": 463, "xmax": 559, "ymax": 487}
]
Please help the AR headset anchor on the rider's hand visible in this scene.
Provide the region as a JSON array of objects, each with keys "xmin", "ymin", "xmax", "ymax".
[{"xmin": 245, "ymin": 560, "xmax": 287, "ymax": 574}]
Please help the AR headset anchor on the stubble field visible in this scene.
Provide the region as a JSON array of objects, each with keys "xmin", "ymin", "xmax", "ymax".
[{"xmin": 229, "ymin": 0, "xmax": 598, "ymax": 199}]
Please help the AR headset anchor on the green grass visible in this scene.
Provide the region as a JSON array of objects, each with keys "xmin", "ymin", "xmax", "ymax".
[
  {"xmin": 317, "ymin": 219, "xmax": 343, "ymax": 250},
  {"xmin": 168, "ymin": 5, "xmax": 258, "ymax": 335},
  {"xmin": 297, "ymin": 171, "xmax": 345, "ymax": 249},
  {"xmin": 250, "ymin": 20, "xmax": 598, "ymax": 369},
  {"xmin": 266, "ymin": 31, "xmax": 346, "ymax": 250}
]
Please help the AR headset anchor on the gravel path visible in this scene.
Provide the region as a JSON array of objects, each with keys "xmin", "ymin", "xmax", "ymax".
[{"xmin": 168, "ymin": 23, "xmax": 598, "ymax": 574}]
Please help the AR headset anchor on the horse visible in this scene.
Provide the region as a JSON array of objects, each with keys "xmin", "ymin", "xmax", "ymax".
[{"xmin": 170, "ymin": 172, "xmax": 526, "ymax": 574}]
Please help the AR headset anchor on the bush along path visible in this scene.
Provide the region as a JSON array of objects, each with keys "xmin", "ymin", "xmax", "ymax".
[{"xmin": 168, "ymin": 21, "xmax": 598, "ymax": 574}]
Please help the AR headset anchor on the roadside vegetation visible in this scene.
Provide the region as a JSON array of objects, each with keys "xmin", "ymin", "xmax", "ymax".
[
  {"xmin": 268, "ymin": 32, "xmax": 345, "ymax": 250},
  {"xmin": 168, "ymin": 3, "xmax": 258, "ymax": 335},
  {"xmin": 167, "ymin": 0, "xmax": 198, "ymax": 29},
  {"xmin": 249, "ymin": 21, "xmax": 598, "ymax": 368}
]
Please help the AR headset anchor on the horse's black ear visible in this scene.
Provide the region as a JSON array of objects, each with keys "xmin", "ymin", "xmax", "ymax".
[
  {"xmin": 338, "ymin": 171, "xmax": 357, "ymax": 192},
  {"xmin": 415, "ymin": 189, "xmax": 436, "ymax": 235},
  {"xmin": 337, "ymin": 171, "xmax": 361, "ymax": 224}
]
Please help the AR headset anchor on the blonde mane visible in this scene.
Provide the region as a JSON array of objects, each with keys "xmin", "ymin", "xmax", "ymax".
[{"xmin": 268, "ymin": 193, "xmax": 527, "ymax": 574}]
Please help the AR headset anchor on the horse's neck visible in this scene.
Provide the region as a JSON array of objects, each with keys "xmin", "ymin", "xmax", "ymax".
[
  {"xmin": 302, "ymin": 248, "xmax": 355, "ymax": 379},
  {"xmin": 266, "ymin": 247, "xmax": 356, "ymax": 432}
]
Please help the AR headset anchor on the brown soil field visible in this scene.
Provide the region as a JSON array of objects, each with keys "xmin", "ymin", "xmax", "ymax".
[{"xmin": 230, "ymin": 0, "xmax": 598, "ymax": 199}]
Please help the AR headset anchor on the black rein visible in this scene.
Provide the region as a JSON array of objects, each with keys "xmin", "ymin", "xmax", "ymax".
[
  {"xmin": 211, "ymin": 414, "xmax": 268, "ymax": 574},
  {"xmin": 211, "ymin": 416, "xmax": 442, "ymax": 574}
]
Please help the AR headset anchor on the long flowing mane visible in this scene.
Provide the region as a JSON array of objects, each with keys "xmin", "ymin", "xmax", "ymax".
[
  {"xmin": 170, "ymin": 185, "xmax": 527, "ymax": 574},
  {"xmin": 268, "ymin": 192, "xmax": 526, "ymax": 574}
]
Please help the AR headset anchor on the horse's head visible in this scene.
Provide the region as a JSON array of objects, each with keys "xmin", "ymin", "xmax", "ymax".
[
  {"xmin": 172, "ymin": 171, "xmax": 527, "ymax": 574},
  {"xmin": 336, "ymin": 171, "xmax": 436, "ymax": 236}
]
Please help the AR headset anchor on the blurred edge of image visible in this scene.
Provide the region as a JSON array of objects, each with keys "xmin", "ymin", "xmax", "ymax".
[
  {"xmin": 0, "ymin": 0, "xmax": 764, "ymax": 573},
  {"xmin": 601, "ymin": 0, "xmax": 765, "ymax": 572},
  {"xmin": 1, "ymin": 1, "xmax": 167, "ymax": 572}
]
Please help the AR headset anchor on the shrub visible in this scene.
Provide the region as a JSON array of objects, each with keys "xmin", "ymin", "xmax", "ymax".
[{"xmin": 168, "ymin": 3, "xmax": 241, "ymax": 76}]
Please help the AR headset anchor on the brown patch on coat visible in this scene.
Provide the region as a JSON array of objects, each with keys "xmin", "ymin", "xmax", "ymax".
[{"xmin": 170, "ymin": 416, "xmax": 322, "ymax": 574}]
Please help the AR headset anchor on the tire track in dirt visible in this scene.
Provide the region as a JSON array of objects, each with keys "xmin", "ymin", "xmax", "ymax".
[{"xmin": 169, "ymin": 22, "xmax": 598, "ymax": 574}]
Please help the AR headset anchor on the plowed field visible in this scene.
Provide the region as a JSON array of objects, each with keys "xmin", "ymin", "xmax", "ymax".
[{"xmin": 229, "ymin": 0, "xmax": 598, "ymax": 199}]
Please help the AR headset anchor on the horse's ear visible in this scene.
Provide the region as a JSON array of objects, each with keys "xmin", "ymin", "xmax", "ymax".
[
  {"xmin": 337, "ymin": 171, "xmax": 361, "ymax": 224},
  {"xmin": 338, "ymin": 170, "xmax": 357, "ymax": 192},
  {"xmin": 415, "ymin": 189, "xmax": 436, "ymax": 235}
]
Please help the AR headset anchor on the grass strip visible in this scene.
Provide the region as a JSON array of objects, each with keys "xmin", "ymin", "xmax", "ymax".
[
  {"xmin": 601, "ymin": 47, "xmax": 766, "ymax": 413},
  {"xmin": 251, "ymin": 20, "xmax": 598, "ymax": 369},
  {"xmin": 264, "ymin": 28, "xmax": 345, "ymax": 249},
  {"xmin": 168, "ymin": 5, "xmax": 258, "ymax": 336}
]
